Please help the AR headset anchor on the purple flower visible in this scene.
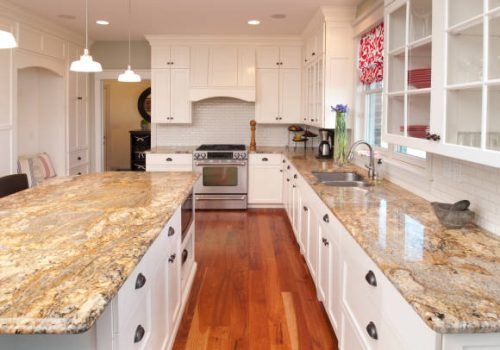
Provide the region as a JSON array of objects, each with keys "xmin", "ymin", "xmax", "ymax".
[{"xmin": 331, "ymin": 104, "xmax": 348, "ymax": 114}]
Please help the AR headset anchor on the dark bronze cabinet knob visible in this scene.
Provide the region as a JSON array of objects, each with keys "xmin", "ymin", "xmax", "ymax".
[
  {"xmin": 135, "ymin": 273, "xmax": 146, "ymax": 289},
  {"xmin": 365, "ymin": 270, "xmax": 377, "ymax": 287}
]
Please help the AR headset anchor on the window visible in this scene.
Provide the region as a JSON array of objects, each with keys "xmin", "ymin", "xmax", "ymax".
[{"xmin": 358, "ymin": 22, "xmax": 427, "ymax": 167}]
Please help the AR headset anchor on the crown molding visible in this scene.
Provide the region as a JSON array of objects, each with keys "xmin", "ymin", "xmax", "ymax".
[{"xmin": 0, "ymin": 0, "xmax": 85, "ymax": 46}]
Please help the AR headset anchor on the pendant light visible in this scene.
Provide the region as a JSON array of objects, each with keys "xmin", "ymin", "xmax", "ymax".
[
  {"xmin": 118, "ymin": 0, "xmax": 141, "ymax": 82},
  {"xmin": 0, "ymin": 29, "xmax": 17, "ymax": 49},
  {"xmin": 70, "ymin": 0, "xmax": 102, "ymax": 72}
]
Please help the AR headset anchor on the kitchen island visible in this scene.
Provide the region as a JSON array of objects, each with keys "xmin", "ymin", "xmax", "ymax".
[{"xmin": 0, "ymin": 171, "xmax": 198, "ymax": 349}]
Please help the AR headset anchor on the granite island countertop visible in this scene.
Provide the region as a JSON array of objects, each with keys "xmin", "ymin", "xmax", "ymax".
[
  {"xmin": 254, "ymin": 146, "xmax": 500, "ymax": 334},
  {"xmin": 0, "ymin": 171, "xmax": 199, "ymax": 335}
]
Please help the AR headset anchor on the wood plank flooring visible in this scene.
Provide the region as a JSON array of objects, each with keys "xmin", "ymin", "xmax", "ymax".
[{"xmin": 173, "ymin": 209, "xmax": 338, "ymax": 350}]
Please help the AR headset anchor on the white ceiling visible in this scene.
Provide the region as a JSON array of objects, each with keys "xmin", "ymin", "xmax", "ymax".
[{"xmin": 10, "ymin": 0, "xmax": 361, "ymax": 41}]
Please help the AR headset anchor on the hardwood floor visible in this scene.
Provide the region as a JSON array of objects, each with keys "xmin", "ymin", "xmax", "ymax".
[{"xmin": 173, "ymin": 209, "xmax": 338, "ymax": 350}]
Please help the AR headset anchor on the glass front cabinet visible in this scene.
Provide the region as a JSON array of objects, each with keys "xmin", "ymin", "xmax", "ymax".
[{"xmin": 383, "ymin": 0, "xmax": 500, "ymax": 167}]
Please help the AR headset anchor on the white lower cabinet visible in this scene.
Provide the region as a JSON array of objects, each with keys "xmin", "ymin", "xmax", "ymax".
[
  {"xmin": 248, "ymin": 154, "xmax": 283, "ymax": 205},
  {"xmin": 146, "ymin": 153, "xmax": 193, "ymax": 172}
]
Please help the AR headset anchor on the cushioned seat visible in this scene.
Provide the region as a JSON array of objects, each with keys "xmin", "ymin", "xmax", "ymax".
[
  {"xmin": 0, "ymin": 173, "xmax": 29, "ymax": 198},
  {"xmin": 17, "ymin": 152, "xmax": 56, "ymax": 187}
]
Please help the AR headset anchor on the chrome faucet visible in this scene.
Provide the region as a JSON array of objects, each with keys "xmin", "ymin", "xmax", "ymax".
[{"xmin": 347, "ymin": 140, "xmax": 376, "ymax": 179}]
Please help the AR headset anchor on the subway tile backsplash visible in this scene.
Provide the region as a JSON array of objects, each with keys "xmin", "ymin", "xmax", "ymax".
[{"xmin": 155, "ymin": 97, "xmax": 289, "ymax": 146}]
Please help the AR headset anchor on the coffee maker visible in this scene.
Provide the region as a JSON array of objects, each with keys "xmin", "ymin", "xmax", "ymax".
[{"xmin": 318, "ymin": 128, "xmax": 334, "ymax": 158}]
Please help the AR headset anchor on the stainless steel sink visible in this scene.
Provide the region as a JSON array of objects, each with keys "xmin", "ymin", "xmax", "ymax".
[{"xmin": 312, "ymin": 171, "xmax": 371, "ymax": 187}]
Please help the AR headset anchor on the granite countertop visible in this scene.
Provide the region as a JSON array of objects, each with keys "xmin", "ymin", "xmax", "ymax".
[
  {"xmin": 257, "ymin": 146, "xmax": 500, "ymax": 334},
  {"xmin": 147, "ymin": 146, "xmax": 196, "ymax": 154},
  {"xmin": 0, "ymin": 171, "xmax": 199, "ymax": 335}
]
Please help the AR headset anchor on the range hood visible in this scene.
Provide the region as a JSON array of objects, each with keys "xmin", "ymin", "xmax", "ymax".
[{"xmin": 190, "ymin": 87, "xmax": 255, "ymax": 102}]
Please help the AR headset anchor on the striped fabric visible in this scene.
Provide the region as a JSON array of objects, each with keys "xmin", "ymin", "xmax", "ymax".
[{"xmin": 17, "ymin": 153, "xmax": 56, "ymax": 187}]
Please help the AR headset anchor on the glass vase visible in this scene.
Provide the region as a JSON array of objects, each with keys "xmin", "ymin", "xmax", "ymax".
[{"xmin": 334, "ymin": 112, "xmax": 348, "ymax": 166}]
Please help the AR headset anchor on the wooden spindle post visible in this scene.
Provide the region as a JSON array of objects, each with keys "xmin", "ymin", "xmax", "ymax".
[{"xmin": 249, "ymin": 120, "xmax": 257, "ymax": 151}]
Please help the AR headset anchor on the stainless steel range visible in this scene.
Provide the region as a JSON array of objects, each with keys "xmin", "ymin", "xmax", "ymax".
[{"xmin": 193, "ymin": 144, "xmax": 248, "ymax": 210}]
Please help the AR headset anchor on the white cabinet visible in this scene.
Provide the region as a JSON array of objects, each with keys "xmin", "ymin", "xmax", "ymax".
[
  {"xmin": 302, "ymin": 14, "xmax": 355, "ymax": 128},
  {"xmin": 151, "ymin": 69, "xmax": 191, "ymax": 124},
  {"xmin": 317, "ymin": 209, "xmax": 341, "ymax": 334},
  {"xmin": 67, "ymin": 43, "xmax": 89, "ymax": 175},
  {"xmin": 256, "ymin": 46, "xmax": 302, "ymax": 69},
  {"xmin": 442, "ymin": 333, "xmax": 500, "ymax": 350},
  {"xmin": 248, "ymin": 154, "xmax": 283, "ymax": 205},
  {"xmin": 151, "ymin": 46, "xmax": 190, "ymax": 69},
  {"xmin": 383, "ymin": 0, "xmax": 500, "ymax": 168},
  {"xmin": 146, "ymin": 153, "xmax": 192, "ymax": 172},
  {"xmin": 165, "ymin": 218, "xmax": 182, "ymax": 345},
  {"xmin": 255, "ymin": 68, "xmax": 301, "ymax": 124}
]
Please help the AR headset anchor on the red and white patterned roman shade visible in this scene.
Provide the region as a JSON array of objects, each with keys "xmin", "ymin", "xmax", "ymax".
[{"xmin": 358, "ymin": 22, "xmax": 384, "ymax": 85}]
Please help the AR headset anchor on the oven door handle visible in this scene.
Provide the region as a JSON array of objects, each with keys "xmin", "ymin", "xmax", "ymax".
[
  {"xmin": 194, "ymin": 162, "xmax": 247, "ymax": 167},
  {"xmin": 195, "ymin": 195, "xmax": 247, "ymax": 201}
]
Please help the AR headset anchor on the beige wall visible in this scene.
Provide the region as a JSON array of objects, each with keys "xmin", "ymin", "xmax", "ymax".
[
  {"xmin": 91, "ymin": 41, "xmax": 151, "ymax": 70},
  {"xmin": 104, "ymin": 80, "xmax": 150, "ymax": 170}
]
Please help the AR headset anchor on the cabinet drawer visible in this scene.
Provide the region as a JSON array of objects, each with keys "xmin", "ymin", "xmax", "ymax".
[
  {"xmin": 146, "ymin": 153, "xmax": 192, "ymax": 165},
  {"xmin": 249, "ymin": 153, "xmax": 282, "ymax": 165},
  {"xmin": 69, "ymin": 164, "xmax": 88, "ymax": 176},
  {"xmin": 117, "ymin": 298, "xmax": 152, "ymax": 350},
  {"xmin": 69, "ymin": 150, "xmax": 88, "ymax": 168}
]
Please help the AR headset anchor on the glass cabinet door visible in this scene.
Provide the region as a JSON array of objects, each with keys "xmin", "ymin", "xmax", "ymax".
[
  {"xmin": 444, "ymin": 1, "xmax": 500, "ymax": 151},
  {"xmin": 385, "ymin": 0, "xmax": 432, "ymax": 140}
]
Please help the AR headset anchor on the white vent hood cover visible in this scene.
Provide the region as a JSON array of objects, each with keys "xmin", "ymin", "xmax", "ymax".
[{"xmin": 190, "ymin": 87, "xmax": 255, "ymax": 102}]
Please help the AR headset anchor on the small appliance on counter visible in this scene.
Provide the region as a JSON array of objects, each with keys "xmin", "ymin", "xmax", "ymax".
[{"xmin": 317, "ymin": 128, "xmax": 334, "ymax": 158}]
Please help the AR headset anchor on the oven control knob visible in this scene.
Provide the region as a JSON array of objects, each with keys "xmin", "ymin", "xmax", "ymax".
[
  {"xmin": 202, "ymin": 153, "xmax": 207, "ymax": 159},
  {"xmin": 193, "ymin": 153, "xmax": 199, "ymax": 160},
  {"xmin": 240, "ymin": 152, "xmax": 247, "ymax": 159}
]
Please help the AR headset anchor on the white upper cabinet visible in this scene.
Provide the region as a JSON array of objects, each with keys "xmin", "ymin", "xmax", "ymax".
[
  {"xmin": 256, "ymin": 46, "xmax": 302, "ymax": 69},
  {"xmin": 190, "ymin": 46, "xmax": 256, "ymax": 88},
  {"xmin": 383, "ymin": 0, "xmax": 500, "ymax": 168},
  {"xmin": 151, "ymin": 69, "xmax": 191, "ymax": 124},
  {"xmin": 151, "ymin": 46, "xmax": 190, "ymax": 69}
]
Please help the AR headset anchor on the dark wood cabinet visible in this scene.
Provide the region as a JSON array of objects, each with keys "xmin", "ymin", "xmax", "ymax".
[{"xmin": 129, "ymin": 130, "xmax": 151, "ymax": 171}]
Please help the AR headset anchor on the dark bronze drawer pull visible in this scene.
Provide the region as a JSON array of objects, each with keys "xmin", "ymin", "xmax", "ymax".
[
  {"xmin": 262, "ymin": 157, "xmax": 269, "ymax": 162},
  {"xmin": 366, "ymin": 322, "xmax": 378, "ymax": 340},
  {"xmin": 182, "ymin": 249, "xmax": 188, "ymax": 264},
  {"xmin": 365, "ymin": 270, "xmax": 377, "ymax": 287},
  {"xmin": 134, "ymin": 325, "xmax": 145, "ymax": 343},
  {"xmin": 294, "ymin": 174, "xmax": 298, "ymax": 179},
  {"xmin": 303, "ymin": 206, "xmax": 308, "ymax": 212},
  {"xmin": 168, "ymin": 227, "xmax": 175, "ymax": 236},
  {"xmin": 77, "ymin": 156, "xmax": 82, "ymax": 160},
  {"xmin": 323, "ymin": 214, "xmax": 329, "ymax": 223},
  {"xmin": 135, "ymin": 273, "xmax": 146, "ymax": 290},
  {"xmin": 166, "ymin": 157, "xmax": 173, "ymax": 162}
]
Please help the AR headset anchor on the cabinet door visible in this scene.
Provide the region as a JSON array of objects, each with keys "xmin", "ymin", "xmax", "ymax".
[
  {"xmin": 237, "ymin": 47, "xmax": 256, "ymax": 87},
  {"xmin": 256, "ymin": 47, "xmax": 280, "ymax": 69},
  {"xmin": 307, "ymin": 209, "xmax": 319, "ymax": 283},
  {"xmin": 255, "ymin": 69, "xmax": 280, "ymax": 123},
  {"xmin": 208, "ymin": 47, "xmax": 238, "ymax": 86},
  {"xmin": 279, "ymin": 69, "xmax": 301, "ymax": 124},
  {"xmin": 151, "ymin": 46, "xmax": 171, "ymax": 68},
  {"xmin": 170, "ymin": 69, "xmax": 191, "ymax": 123},
  {"xmin": 76, "ymin": 73, "xmax": 88, "ymax": 149},
  {"xmin": 68, "ymin": 71, "xmax": 78, "ymax": 153},
  {"xmin": 280, "ymin": 46, "xmax": 302, "ymax": 69},
  {"xmin": 248, "ymin": 165, "xmax": 283, "ymax": 204},
  {"xmin": 170, "ymin": 46, "xmax": 190, "ymax": 68},
  {"xmin": 166, "ymin": 240, "xmax": 181, "ymax": 334},
  {"xmin": 318, "ymin": 225, "xmax": 331, "ymax": 303},
  {"xmin": 151, "ymin": 69, "xmax": 171, "ymax": 123},
  {"xmin": 190, "ymin": 46, "xmax": 209, "ymax": 87},
  {"xmin": 299, "ymin": 199, "xmax": 310, "ymax": 254},
  {"xmin": 292, "ymin": 180, "xmax": 302, "ymax": 240}
]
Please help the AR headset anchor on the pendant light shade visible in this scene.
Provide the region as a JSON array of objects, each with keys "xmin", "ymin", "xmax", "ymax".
[
  {"xmin": 70, "ymin": 48, "xmax": 102, "ymax": 72},
  {"xmin": 118, "ymin": 0, "xmax": 141, "ymax": 82},
  {"xmin": 118, "ymin": 65, "xmax": 141, "ymax": 82},
  {"xmin": 0, "ymin": 30, "xmax": 17, "ymax": 49},
  {"xmin": 70, "ymin": 0, "xmax": 102, "ymax": 73}
]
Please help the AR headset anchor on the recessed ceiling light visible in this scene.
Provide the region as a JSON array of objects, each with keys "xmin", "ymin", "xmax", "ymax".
[
  {"xmin": 96, "ymin": 20, "xmax": 110, "ymax": 25},
  {"xmin": 248, "ymin": 20, "xmax": 260, "ymax": 26},
  {"xmin": 271, "ymin": 14, "xmax": 287, "ymax": 19}
]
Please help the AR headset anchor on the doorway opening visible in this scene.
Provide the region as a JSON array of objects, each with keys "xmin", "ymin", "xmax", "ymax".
[{"xmin": 103, "ymin": 79, "xmax": 150, "ymax": 171}]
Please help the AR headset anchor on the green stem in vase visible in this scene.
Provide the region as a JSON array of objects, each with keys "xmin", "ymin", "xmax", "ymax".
[{"xmin": 334, "ymin": 112, "xmax": 347, "ymax": 166}]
